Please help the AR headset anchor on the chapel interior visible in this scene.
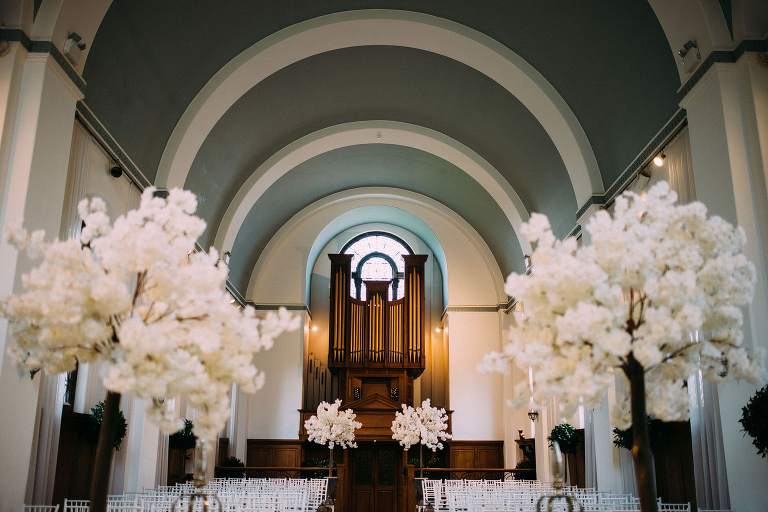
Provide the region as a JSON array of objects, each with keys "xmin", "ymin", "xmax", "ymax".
[{"xmin": 0, "ymin": 1, "xmax": 767, "ymax": 512}]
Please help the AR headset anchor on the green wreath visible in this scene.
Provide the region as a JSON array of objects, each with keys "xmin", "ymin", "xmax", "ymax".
[
  {"xmin": 739, "ymin": 385, "xmax": 768, "ymax": 459},
  {"xmin": 87, "ymin": 401, "xmax": 128, "ymax": 451},
  {"xmin": 548, "ymin": 423, "xmax": 579, "ymax": 454},
  {"xmin": 169, "ymin": 418, "xmax": 197, "ymax": 450}
]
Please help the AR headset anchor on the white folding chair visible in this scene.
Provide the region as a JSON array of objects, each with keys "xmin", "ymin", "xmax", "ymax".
[
  {"xmin": 23, "ymin": 506, "xmax": 60, "ymax": 512},
  {"xmin": 63, "ymin": 500, "xmax": 89, "ymax": 512}
]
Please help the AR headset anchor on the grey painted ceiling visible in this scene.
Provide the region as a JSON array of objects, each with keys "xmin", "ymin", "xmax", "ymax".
[
  {"xmin": 228, "ymin": 144, "xmax": 522, "ymax": 293},
  {"xmin": 187, "ymin": 46, "xmax": 575, "ymax": 248},
  {"xmin": 83, "ymin": 1, "xmax": 680, "ymax": 294}
]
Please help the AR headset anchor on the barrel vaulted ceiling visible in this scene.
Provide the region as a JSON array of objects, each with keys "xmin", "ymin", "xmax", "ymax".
[{"xmin": 83, "ymin": 0, "xmax": 680, "ymax": 295}]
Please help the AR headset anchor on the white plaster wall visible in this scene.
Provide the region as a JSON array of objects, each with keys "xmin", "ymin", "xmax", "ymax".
[
  {"xmin": 242, "ymin": 315, "xmax": 307, "ymax": 440},
  {"xmin": 446, "ymin": 311, "xmax": 504, "ymax": 441}
]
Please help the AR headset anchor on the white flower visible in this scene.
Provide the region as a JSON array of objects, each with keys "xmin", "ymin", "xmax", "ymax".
[
  {"xmin": 305, "ymin": 399, "xmax": 362, "ymax": 449},
  {"xmin": 2, "ymin": 188, "xmax": 300, "ymax": 442},
  {"xmin": 485, "ymin": 181, "xmax": 765, "ymax": 424},
  {"xmin": 391, "ymin": 398, "xmax": 451, "ymax": 451}
]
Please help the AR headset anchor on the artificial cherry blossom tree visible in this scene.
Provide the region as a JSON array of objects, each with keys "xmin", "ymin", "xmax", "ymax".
[
  {"xmin": 305, "ymin": 399, "xmax": 362, "ymax": 476},
  {"xmin": 2, "ymin": 188, "xmax": 299, "ymax": 510},
  {"xmin": 482, "ymin": 182, "xmax": 765, "ymax": 511},
  {"xmin": 391, "ymin": 399, "xmax": 451, "ymax": 476}
]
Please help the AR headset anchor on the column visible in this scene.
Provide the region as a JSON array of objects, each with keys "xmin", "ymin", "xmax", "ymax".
[
  {"xmin": 681, "ymin": 53, "xmax": 768, "ymax": 512},
  {"xmin": 0, "ymin": 49, "xmax": 82, "ymax": 510}
]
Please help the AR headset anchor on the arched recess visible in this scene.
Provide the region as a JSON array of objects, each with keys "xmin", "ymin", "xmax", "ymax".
[
  {"xmin": 213, "ymin": 121, "xmax": 531, "ymax": 255},
  {"xmin": 245, "ymin": 188, "xmax": 506, "ymax": 308},
  {"xmin": 156, "ymin": 9, "xmax": 603, "ymax": 207}
]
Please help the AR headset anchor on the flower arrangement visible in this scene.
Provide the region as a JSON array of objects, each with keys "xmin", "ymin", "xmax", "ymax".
[
  {"xmin": 305, "ymin": 399, "xmax": 361, "ymax": 477},
  {"xmin": 169, "ymin": 418, "xmax": 197, "ymax": 450},
  {"xmin": 2, "ymin": 188, "xmax": 299, "ymax": 509},
  {"xmin": 305, "ymin": 399, "xmax": 362, "ymax": 449},
  {"xmin": 391, "ymin": 399, "xmax": 451, "ymax": 477},
  {"xmin": 391, "ymin": 399, "xmax": 451, "ymax": 452},
  {"xmin": 482, "ymin": 182, "xmax": 765, "ymax": 511},
  {"xmin": 739, "ymin": 384, "xmax": 768, "ymax": 459}
]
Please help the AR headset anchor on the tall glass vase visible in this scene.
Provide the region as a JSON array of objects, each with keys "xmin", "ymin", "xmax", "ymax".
[
  {"xmin": 174, "ymin": 439, "xmax": 221, "ymax": 512},
  {"xmin": 193, "ymin": 438, "xmax": 210, "ymax": 487},
  {"xmin": 328, "ymin": 446, "xmax": 334, "ymax": 477}
]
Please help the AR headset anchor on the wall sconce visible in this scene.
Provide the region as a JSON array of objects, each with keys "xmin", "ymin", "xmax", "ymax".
[
  {"xmin": 653, "ymin": 153, "xmax": 666, "ymax": 167},
  {"xmin": 527, "ymin": 409, "xmax": 540, "ymax": 422}
]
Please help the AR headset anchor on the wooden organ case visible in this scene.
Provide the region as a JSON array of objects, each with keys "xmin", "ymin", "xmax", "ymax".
[{"xmin": 326, "ymin": 253, "xmax": 427, "ymax": 413}]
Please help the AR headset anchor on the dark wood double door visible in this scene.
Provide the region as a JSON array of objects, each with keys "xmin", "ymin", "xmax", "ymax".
[{"xmin": 350, "ymin": 442, "xmax": 401, "ymax": 512}]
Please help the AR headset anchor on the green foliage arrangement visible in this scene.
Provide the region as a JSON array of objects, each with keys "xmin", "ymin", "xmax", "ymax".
[
  {"xmin": 87, "ymin": 400, "xmax": 128, "ymax": 450},
  {"xmin": 548, "ymin": 423, "xmax": 579, "ymax": 454},
  {"xmin": 612, "ymin": 419, "xmax": 663, "ymax": 451},
  {"xmin": 169, "ymin": 418, "xmax": 197, "ymax": 450},
  {"xmin": 218, "ymin": 456, "xmax": 246, "ymax": 479},
  {"xmin": 739, "ymin": 385, "xmax": 768, "ymax": 459}
]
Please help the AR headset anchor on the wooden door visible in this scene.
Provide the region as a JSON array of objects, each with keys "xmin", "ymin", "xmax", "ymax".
[{"xmin": 350, "ymin": 443, "xmax": 400, "ymax": 512}]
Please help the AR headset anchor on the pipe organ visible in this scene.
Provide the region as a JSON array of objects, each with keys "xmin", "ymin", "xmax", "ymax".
[{"xmin": 327, "ymin": 253, "xmax": 427, "ymax": 408}]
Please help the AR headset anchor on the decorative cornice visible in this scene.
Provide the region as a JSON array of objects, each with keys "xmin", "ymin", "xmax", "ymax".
[
  {"xmin": 75, "ymin": 101, "xmax": 152, "ymax": 189},
  {"xmin": 676, "ymin": 38, "xmax": 768, "ymax": 102},
  {"xmin": 247, "ymin": 302, "xmax": 312, "ymax": 315},
  {"xmin": 572, "ymin": 37, "xmax": 767, "ymax": 229},
  {"xmin": 442, "ymin": 298, "xmax": 515, "ymax": 318},
  {"xmin": 575, "ymin": 108, "xmax": 687, "ymax": 221},
  {"xmin": 0, "ymin": 27, "xmax": 87, "ymax": 94}
]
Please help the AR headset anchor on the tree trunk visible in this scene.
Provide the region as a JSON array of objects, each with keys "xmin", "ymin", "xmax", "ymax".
[
  {"xmin": 89, "ymin": 391, "xmax": 121, "ymax": 512},
  {"xmin": 419, "ymin": 444, "xmax": 424, "ymax": 479},
  {"xmin": 627, "ymin": 356, "xmax": 658, "ymax": 512}
]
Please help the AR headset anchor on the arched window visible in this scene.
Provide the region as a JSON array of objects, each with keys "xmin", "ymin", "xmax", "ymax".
[{"xmin": 341, "ymin": 232, "xmax": 413, "ymax": 300}]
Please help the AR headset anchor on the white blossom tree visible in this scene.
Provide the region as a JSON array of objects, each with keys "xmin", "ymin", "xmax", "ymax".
[
  {"xmin": 391, "ymin": 399, "xmax": 451, "ymax": 476},
  {"xmin": 305, "ymin": 399, "xmax": 362, "ymax": 476},
  {"xmin": 2, "ymin": 188, "xmax": 299, "ymax": 509},
  {"xmin": 482, "ymin": 182, "xmax": 765, "ymax": 511}
]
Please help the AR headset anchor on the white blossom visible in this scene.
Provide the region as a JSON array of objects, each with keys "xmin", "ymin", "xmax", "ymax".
[
  {"xmin": 305, "ymin": 399, "xmax": 362, "ymax": 449},
  {"xmin": 391, "ymin": 399, "xmax": 451, "ymax": 451},
  {"xmin": 485, "ymin": 181, "xmax": 765, "ymax": 425},
  {"xmin": 2, "ymin": 187, "xmax": 300, "ymax": 442}
]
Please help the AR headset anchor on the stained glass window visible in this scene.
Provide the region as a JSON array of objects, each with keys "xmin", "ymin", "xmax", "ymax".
[{"xmin": 342, "ymin": 232, "xmax": 412, "ymax": 301}]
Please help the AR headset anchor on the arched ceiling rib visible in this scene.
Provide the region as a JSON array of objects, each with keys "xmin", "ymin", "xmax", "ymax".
[
  {"xmin": 186, "ymin": 46, "xmax": 572, "ymax": 246},
  {"xmin": 85, "ymin": 0, "xmax": 679, "ymax": 189},
  {"xmin": 82, "ymin": 1, "xmax": 681, "ymax": 296},
  {"xmin": 228, "ymin": 144, "xmax": 522, "ymax": 294}
]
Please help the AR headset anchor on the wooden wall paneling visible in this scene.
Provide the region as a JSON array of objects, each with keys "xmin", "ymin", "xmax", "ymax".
[
  {"xmin": 245, "ymin": 440, "xmax": 303, "ymax": 467},
  {"xmin": 52, "ymin": 408, "xmax": 96, "ymax": 506},
  {"xmin": 448, "ymin": 441, "xmax": 504, "ymax": 469}
]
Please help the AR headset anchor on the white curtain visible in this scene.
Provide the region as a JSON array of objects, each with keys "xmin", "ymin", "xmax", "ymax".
[
  {"xmin": 584, "ymin": 409, "xmax": 598, "ymax": 489},
  {"xmin": 689, "ymin": 371, "xmax": 730, "ymax": 509}
]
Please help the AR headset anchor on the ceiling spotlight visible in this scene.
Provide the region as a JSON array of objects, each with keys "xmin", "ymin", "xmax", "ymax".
[
  {"xmin": 653, "ymin": 153, "xmax": 666, "ymax": 167},
  {"xmin": 109, "ymin": 165, "xmax": 123, "ymax": 178}
]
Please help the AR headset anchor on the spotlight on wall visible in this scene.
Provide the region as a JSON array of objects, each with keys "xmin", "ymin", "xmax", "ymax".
[
  {"xmin": 527, "ymin": 409, "xmax": 540, "ymax": 422},
  {"xmin": 311, "ymin": 325, "xmax": 319, "ymax": 333},
  {"xmin": 653, "ymin": 153, "xmax": 666, "ymax": 167},
  {"xmin": 109, "ymin": 165, "xmax": 123, "ymax": 178},
  {"xmin": 435, "ymin": 327, "xmax": 442, "ymax": 333}
]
